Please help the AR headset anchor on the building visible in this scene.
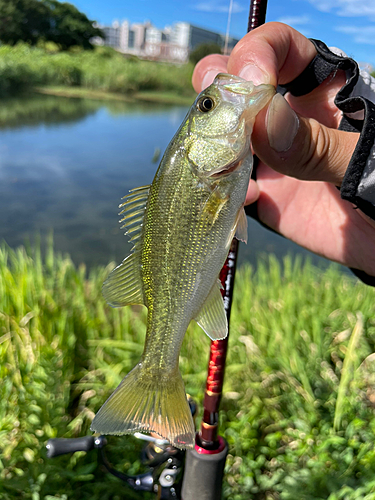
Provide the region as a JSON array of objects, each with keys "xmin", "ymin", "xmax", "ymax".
[
  {"xmin": 100, "ymin": 21, "xmax": 121, "ymax": 49},
  {"xmin": 172, "ymin": 22, "xmax": 238, "ymax": 54},
  {"xmin": 93, "ymin": 20, "xmax": 239, "ymax": 63}
]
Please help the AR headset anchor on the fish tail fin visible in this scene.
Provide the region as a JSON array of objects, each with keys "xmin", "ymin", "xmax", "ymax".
[{"xmin": 91, "ymin": 362, "xmax": 195, "ymax": 449}]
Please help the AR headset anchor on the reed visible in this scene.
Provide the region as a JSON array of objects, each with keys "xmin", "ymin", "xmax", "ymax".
[{"xmin": 0, "ymin": 43, "xmax": 195, "ymax": 100}]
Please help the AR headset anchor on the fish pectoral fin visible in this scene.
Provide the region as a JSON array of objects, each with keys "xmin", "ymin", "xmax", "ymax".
[
  {"xmin": 102, "ymin": 251, "xmax": 144, "ymax": 307},
  {"xmin": 235, "ymin": 207, "xmax": 248, "ymax": 244},
  {"xmin": 91, "ymin": 363, "xmax": 195, "ymax": 450},
  {"xmin": 195, "ymin": 281, "xmax": 228, "ymax": 340},
  {"xmin": 201, "ymin": 185, "xmax": 228, "ymax": 225}
]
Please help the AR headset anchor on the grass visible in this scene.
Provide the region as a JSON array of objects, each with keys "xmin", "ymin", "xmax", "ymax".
[
  {"xmin": 2, "ymin": 242, "xmax": 375, "ymax": 499},
  {"xmin": 0, "ymin": 43, "xmax": 196, "ymax": 103}
]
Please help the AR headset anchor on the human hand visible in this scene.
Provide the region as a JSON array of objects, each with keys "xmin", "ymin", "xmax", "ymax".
[{"xmin": 193, "ymin": 22, "xmax": 375, "ymax": 277}]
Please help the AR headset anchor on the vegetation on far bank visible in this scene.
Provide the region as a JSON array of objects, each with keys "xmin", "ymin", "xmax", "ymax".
[
  {"xmin": 0, "ymin": 43, "xmax": 195, "ymax": 103},
  {"xmin": 2, "ymin": 242, "xmax": 375, "ymax": 499},
  {"xmin": 33, "ymin": 85, "xmax": 196, "ymax": 106}
]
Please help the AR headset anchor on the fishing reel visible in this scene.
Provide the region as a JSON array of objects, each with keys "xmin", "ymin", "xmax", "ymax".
[
  {"xmin": 47, "ymin": 433, "xmax": 182, "ymax": 498},
  {"xmin": 46, "ymin": 397, "xmax": 197, "ymax": 499}
]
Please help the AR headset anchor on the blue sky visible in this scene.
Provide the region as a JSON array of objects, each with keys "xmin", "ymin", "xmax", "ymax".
[{"xmin": 74, "ymin": 0, "xmax": 375, "ymax": 67}]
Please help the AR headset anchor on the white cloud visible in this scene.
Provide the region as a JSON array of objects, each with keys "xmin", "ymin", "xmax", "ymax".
[
  {"xmin": 193, "ymin": 1, "xmax": 246, "ymax": 13},
  {"xmin": 308, "ymin": 0, "xmax": 375, "ymax": 18},
  {"xmin": 335, "ymin": 24, "xmax": 375, "ymax": 44},
  {"xmin": 277, "ymin": 15, "xmax": 311, "ymax": 25},
  {"xmin": 307, "ymin": 0, "xmax": 335, "ymax": 13},
  {"xmin": 276, "ymin": 15, "xmax": 312, "ymax": 37}
]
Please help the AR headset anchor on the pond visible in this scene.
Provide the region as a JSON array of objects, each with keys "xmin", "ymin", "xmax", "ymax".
[{"xmin": 0, "ymin": 93, "xmax": 334, "ymax": 271}]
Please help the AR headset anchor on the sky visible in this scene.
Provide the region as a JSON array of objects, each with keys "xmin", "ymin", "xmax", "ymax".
[{"xmin": 74, "ymin": 0, "xmax": 375, "ymax": 68}]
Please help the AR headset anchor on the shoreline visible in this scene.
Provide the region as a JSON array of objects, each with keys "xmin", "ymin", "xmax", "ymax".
[{"xmin": 32, "ymin": 85, "xmax": 196, "ymax": 106}]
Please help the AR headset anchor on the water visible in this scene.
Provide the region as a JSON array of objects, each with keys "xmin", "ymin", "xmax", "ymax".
[{"xmin": 0, "ymin": 93, "xmax": 333, "ymax": 270}]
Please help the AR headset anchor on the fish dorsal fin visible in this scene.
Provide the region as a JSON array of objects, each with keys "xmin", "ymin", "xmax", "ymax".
[
  {"xmin": 235, "ymin": 207, "xmax": 248, "ymax": 243},
  {"xmin": 102, "ymin": 185, "xmax": 150, "ymax": 308},
  {"xmin": 195, "ymin": 281, "xmax": 228, "ymax": 340},
  {"xmin": 119, "ymin": 185, "xmax": 150, "ymax": 248}
]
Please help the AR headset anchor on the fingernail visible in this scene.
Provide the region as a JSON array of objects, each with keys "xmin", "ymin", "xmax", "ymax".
[
  {"xmin": 201, "ymin": 70, "xmax": 219, "ymax": 91},
  {"xmin": 238, "ymin": 64, "xmax": 270, "ymax": 85},
  {"xmin": 266, "ymin": 94, "xmax": 299, "ymax": 152}
]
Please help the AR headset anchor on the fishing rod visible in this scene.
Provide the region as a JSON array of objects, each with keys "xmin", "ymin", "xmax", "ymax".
[
  {"xmin": 181, "ymin": 1, "xmax": 269, "ymax": 499},
  {"xmin": 46, "ymin": 2, "xmax": 270, "ymax": 498}
]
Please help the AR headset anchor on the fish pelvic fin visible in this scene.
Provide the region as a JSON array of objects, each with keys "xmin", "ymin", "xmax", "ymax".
[
  {"xmin": 235, "ymin": 207, "xmax": 248, "ymax": 244},
  {"xmin": 90, "ymin": 363, "xmax": 195, "ymax": 450},
  {"xmin": 195, "ymin": 280, "xmax": 228, "ymax": 340}
]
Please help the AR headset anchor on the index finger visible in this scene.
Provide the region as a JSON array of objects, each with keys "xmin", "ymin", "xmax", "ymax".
[
  {"xmin": 192, "ymin": 22, "xmax": 317, "ymax": 92},
  {"xmin": 192, "ymin": 54, "xmax": 229, "ymax": 93},
  {"xmin": 227, "ymin": 22, "xmax": 317, "ymax": 86}
]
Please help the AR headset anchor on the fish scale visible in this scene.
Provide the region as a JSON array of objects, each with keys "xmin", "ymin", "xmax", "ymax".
[{"xmin": 91, "ymin": 74, "xmax": 275, "ymax": 449}]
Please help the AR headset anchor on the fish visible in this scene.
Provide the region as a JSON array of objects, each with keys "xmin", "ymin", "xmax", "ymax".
[{"xmin": 91, "ymin": 74, "xmax": 275, "ymax": 449}]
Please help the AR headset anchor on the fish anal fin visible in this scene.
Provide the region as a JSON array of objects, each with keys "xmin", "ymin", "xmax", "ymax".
[
  {"xmin": 195, "ymin": 281, "xmax": 228, "ymax": 340},
  {"xmin": 91, "ymin": 363, "xmax": 195, "ymax": 450},
  {"xmin": 102, "ymin": 251, "xmax": 143, "ymax": 307}
]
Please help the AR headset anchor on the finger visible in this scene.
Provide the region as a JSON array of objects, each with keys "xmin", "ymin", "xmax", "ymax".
[
  {"xmin": 252, "ymin": 93, "xmax": 359, "ymax": 186},
  {"xmin": 192, "ymin": 23, "xmax": 316, "ymax": 93},
  {"xmin": 227, "ymin": 22, "xmax": 317, "ymax": 87},
  {"xmin": 253, "ymin": 165, "xmax": 375, "ymax": 276},
  {"xmin": 227, "ymin": 22, "xmax": 346, "ymax": 127},
  {"xmin": 192, "ymin": 54, "xmax": 229, "ymax": 93},
  {"xmin": 245, "ymin": 179, "xmax": 260, "ymax": 205}
]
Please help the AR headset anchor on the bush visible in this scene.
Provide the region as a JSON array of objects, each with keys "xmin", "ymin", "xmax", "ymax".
[
  {"xmin": 0, "ymin": 60, "xmax": 35, "ymax": 96},
  {"xmin": 0, "ymin": 43, "xmax": 194, "ymax": 98}
]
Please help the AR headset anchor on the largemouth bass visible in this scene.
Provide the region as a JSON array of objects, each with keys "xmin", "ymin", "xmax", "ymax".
[{"xmin": 91, "ymin": 74, "xmax": 275, "ymax": 449}]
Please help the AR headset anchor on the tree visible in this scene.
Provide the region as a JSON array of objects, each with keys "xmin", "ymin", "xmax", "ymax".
[
  {"xmin": 0, "ymin": 0, "xmax": 104, "ymax": 49},
  {"xmin": 0, "ymin": 0, "xmax": 51, "ymax": 45},
  {"xmin": 44, "ymin": 0, "xmax": 104, "ymax": 49},
  {"xmin": 189, "ymin": 43, "xmax": 222, "ymax": 66}
]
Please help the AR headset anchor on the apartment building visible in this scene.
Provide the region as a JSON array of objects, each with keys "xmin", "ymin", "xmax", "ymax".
[{"xmin": 93, "ymin": 20, "xmax": 238, "ymax": 63}]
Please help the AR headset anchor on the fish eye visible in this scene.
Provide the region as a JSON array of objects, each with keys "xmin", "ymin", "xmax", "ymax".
[{"xmin": 197, "ymin": 96, "xmax": 215, "ymax": 113}]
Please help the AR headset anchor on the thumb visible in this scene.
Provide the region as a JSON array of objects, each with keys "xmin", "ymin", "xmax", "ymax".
[{"xmin": 252, "ymin": 93, "xmax": 359, "ymax": 186}]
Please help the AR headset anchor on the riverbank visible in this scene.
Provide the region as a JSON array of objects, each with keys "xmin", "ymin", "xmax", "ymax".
[
  {"xmin": 2, "ymin": 242, "xmax": 375, "ymax": 499},
  {"xmin": 33, "ymin": 85, "xmax": 196, "ymax": 106}
]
